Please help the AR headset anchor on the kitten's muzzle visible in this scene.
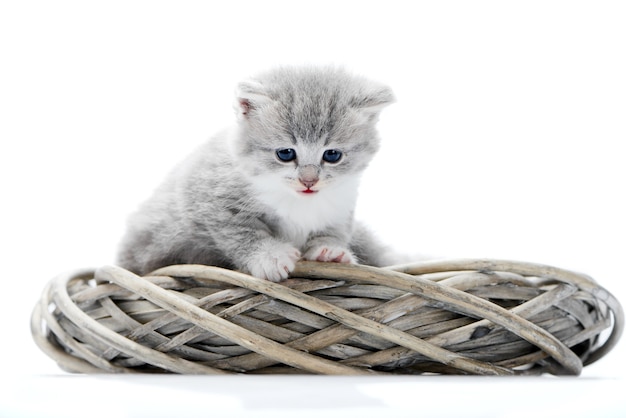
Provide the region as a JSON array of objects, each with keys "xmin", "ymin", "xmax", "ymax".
[
  {"xmin": 299, "ymin": 178, "xmax": 318, "ymax": 189},
  {"xmin": 298, "ymin": 164, "xmax": 320, "ymax": 189}
]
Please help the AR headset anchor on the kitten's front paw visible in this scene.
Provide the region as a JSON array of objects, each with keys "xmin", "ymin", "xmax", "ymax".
[
  {"xmin": 303, "ymin": 245, "xmax": 356, "ymax": 264},
  {"xmin": 245, "ymin": 242, "xmax": 301, "ymax": 282}
]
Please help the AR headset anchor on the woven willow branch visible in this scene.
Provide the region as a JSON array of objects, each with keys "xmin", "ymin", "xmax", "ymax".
[{"xmin": 31, "ymin": 259, "xmax": 623, "ymax": 375}]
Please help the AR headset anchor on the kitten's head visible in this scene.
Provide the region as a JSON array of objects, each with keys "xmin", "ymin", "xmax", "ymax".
[{"xmin": 231, "ymin": 66, "xmax": 394, "ymax": 196}]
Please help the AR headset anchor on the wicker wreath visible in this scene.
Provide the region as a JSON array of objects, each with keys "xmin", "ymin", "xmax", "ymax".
[{"xmin": 31, "ymin": 259, "xmax": 623, "ymax": 376}]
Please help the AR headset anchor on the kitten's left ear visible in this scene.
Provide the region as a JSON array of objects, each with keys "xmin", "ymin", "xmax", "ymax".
[
  {"xmin": 235, "ymin": 80, "xmax": 271, "ymax": 119},
  {"xmin": 352, "ymin": 84, "xmax": 396, "ymax": 122}
]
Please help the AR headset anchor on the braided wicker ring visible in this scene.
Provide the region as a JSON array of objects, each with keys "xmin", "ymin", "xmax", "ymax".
[{"xmin": 31, "ymin": 259, "xmax": 623, "ymax": 375}]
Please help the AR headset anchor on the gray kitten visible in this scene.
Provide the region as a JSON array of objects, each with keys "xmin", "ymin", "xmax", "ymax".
[{"xmin": 118, "ymin": 66, "xmax": 395, "ymax": 281}]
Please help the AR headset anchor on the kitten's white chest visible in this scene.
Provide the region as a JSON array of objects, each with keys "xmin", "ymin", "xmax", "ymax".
[
  {"xmin": 250, "ymin": 175, "xmax": 359, "ymax": 249},
  {"xmin": 274, "ymin": 192, "xmax": 350, "ymax": 248}
]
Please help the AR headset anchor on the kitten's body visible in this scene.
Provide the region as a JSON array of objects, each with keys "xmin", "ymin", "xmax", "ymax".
[{"xmin": 118, "ymin": 67, "xmax": 395, "ymax": 281}]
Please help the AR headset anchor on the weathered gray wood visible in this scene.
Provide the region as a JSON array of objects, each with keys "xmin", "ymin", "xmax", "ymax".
[{"xmin": 30, "ymin": 259, "xmax": 623, "ymax": 376}]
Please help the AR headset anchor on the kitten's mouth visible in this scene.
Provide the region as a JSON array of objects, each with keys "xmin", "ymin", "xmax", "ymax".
[{"xmin": 300, "ymin": 188, "xmax": 318, "ymax": 194}]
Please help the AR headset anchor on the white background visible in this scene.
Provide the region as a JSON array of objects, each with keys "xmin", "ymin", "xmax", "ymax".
[{"xmin": 1, "ymin": 1, "xmax": 625, "ymax": 416}]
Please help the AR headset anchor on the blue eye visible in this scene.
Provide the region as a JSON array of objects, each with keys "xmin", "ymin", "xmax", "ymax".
[
  {"xmin": 276, "ymin": 148, "xmax": 297, "ymax": 162},
  {"xmin": 322, "ymin": 149, "xmax": 342, "ymax": 163}
]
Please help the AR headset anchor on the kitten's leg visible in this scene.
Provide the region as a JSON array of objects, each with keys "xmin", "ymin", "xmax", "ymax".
[
  {"xmin": 349, "ymin": 221, "xmax": 399, "ymax": 267},
  {"xmin": 240, "ymin": 240, "xmax": 301, "ymax": 282},
  {"xmin": 303, "ymin": 232, "xmax": 357, "ymax": 264}
]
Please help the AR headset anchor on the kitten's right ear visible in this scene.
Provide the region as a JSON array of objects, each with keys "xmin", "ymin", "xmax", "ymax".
[
  {"xmin": 235, "ymin": 80, "xmax": 270, "ymax": 119},
  {"xmin": 351, "ymin": 84, "xmax": 396, "ymax": 123},
  {"xmin": 361, "ymin": 86, "xmax": 395, "ymax": 111}
]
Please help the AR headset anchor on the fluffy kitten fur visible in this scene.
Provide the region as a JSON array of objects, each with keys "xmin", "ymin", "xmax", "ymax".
[{"xmin": 118, "ymin": 66, "xmax": 395, "ymax": 281}]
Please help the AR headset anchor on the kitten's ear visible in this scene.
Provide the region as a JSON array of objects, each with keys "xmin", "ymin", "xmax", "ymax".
[
  {"xmin": 235, "ymin": 80, "xmax": 271, "ymax": 119},
  {"xmin": 351, "ymin": 84, "xmax": 395, "ymax": 122}
]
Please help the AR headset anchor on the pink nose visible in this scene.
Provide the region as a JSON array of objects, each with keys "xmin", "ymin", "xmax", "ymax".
[{"xmin": 299, "ymin": 178, "xmax": 318, "ymax": 189}]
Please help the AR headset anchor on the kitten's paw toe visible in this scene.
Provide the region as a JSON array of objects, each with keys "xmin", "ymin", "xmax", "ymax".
[
  {"xmin": 246, "ymin": 243, "xmax": 301, "ymax": 282},
  {"xmin": 303, "ymin": 246, "xmax": 356, "ymax": 264}
]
